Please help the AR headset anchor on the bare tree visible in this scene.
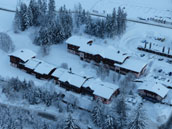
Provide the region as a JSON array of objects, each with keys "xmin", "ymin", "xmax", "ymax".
[{"xmin": 0, "ymin": 32, "xmax": 14, "ymax": 52}]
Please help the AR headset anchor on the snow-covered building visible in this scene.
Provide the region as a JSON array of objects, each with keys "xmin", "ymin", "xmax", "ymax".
[
  {"xmin": 138, "ymin": 42, "xmax": 172, "ymax": 58},
  {"xmin": 8, "ymin": 49, "xmax": 36, "ymax": 68},
  {"xmin": 34, "ymin": 61, "xmax": 56, "ymax": 79},
  {"xmin": 79, "ymin": 44, "xmax": 129, "ymax": 65},
  {"xmin": 58, "ymin": 71, "xmax": 87, "ymax": 93},
  {"xmin": 66, "ymin": 36, "xmax": 147, "ymax": 77},
  {"xmin": 138, "ymin": 82, "xmax": 169, "ymax": 102},
  {"xmin": 114, "ymin": 57, "xmax": 147, "ymax": 77},
  {"xmin": 51, "ymin": 68, "xmax": 68, "ymax": 84},
  {"xmin": 24, "ymin": 58, "xmax": 42, "ymax": 74},
  {"xmin": 66, "ymin": 35, "xmax": 93, "ymax": 55},
  {"xmin": 82, "ymin": 79, "xmax": 119, "ymax": 104}
]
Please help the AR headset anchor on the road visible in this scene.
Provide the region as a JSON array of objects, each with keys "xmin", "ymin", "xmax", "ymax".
[{"xmin": 1, "ymin": 7, "xmax": 172, "ymax": 30}]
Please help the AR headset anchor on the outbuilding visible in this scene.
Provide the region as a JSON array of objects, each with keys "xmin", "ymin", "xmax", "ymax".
[{"xmin": 138, "ymin": 82, "xmax": 169, "ymax": 102}]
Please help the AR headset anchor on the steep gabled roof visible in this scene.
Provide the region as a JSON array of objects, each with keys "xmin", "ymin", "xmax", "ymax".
[{"xmin": 9, "ymin": 49, "xmax": 36, "ymax": 62}]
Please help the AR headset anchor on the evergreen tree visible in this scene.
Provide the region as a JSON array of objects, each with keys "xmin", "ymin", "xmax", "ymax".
[
  {"xmin": 34, "ymin": 26, "xmax": 51, "ymax": 46},
  {"xmin": 48, "ymin": 0, "xmax": 56, "ymax": 21},
  {"xmin": 111, "ymin": 8, "xmax": 117, "ymax": 36},
  {"xmin": 13, "ymin": 8, "xmax": 21, "ymax": 33},
  {"xmin": 92, "ymin": 99, "xmax": 104, "ymax": 127},
  {"xmin": 28, "ymin": 0, "xmax": 39, "ymax": 26},
  {"xmin": 129, "ymin": 105, "xmax": 148, "ymax": 129},
  {"xmin": 103, "ymin": 115, "xmax": 117, "ymax": 129},
  {"xmin": 64, "ymin": 114, "xmax": 80, "ymax": 129},
  {"xmin": 116, "ymin": 95, "xmax": 127, "ymax": 129},
  {"xmin": 117, "ymin": 7, "xmax": 123, "ymax": 35},
  {"xmin": 26, "ymin": 6, "xmax": 33, "ymax": 27},
  {"xmin": 20, "ymin": 3, "xmax": 28, "ymax": 31},
  {"xmin": 40, "ymin": 0, "xmax": 48, "ymax": 26},
  {"xmin": 74, "ymin": 3, "xmax": 83, "ymax": 28},
  {"xmin": 59, "ymin": 6, "xmax": 73, "ymax": 39}
]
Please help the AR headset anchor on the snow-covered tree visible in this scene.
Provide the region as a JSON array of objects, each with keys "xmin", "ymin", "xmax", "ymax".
[
  {"xmin": 103, "ymin": 115, "xmax": 117, "ymax": 129},
  {"xmin": 59, "ymin": 6, "xmax": 73, "ymax": 39},
  {"xmin": 115, "ymin": 94, "xmax": 127, "ymax": 129},
  {"xmin": 64, "ymin": 114, "xmax": 81, "ymax": 129},
  {"xmin": 48, "ymin": 0, "xmax": 56, "ymax": 21},
  {"xmin": 92, "ymin": 99, "xmax": 104, "ymax": 127},
  {"xmin": 20, "ymin": 3, "xmax": 28, "ymax": 31},
  {"xmin": 26, "ymin": 5, "xmax": 33, "ymax": 27},
  {"xmin": 13, "ymin": 8, "xmax": 21, "ymax": 33},
  {"xmin": 129, "ymin": 105, "xmax": 148, "ymax": 129},
  {"xmin": 0, "ymin": 32, "xmax": 14, "ymax": 52}
]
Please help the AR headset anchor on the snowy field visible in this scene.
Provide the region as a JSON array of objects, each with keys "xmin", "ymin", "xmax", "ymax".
[{"xmin": 1, "ymin": 0, "xmax": 172, "ymax": 20}]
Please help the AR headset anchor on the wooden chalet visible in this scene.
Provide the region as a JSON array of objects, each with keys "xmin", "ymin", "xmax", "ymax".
[
  {"xmin": 82, "ymin": 79, "xmax": 119, "ymax": 104},
  {"xmin": 24, "ymin": 58, "xmax": 42, "ymax": 74},
  {"xmin": 8, "ymin": 49, "xmax": 36, "ymax": 68},
  {"xmin": 138, "ymin": 82, "xmax": 169, "ymax": 102},
  {"xmin": 58, "ymin": 71, "xmax": 87, "ymax": 93},
  {"xmin": 51, "ymin": 68, "xmax": 68, "ymax": 84},
  {"xmin": 78, "ymin": 43, "xmax": 129, "ymax": 66},
  {"xmin": 66, "ymin": 35, "xmax": 93, "ymax": 55},
  {"xmin": 34, "ymin": 61, "xmax": 56, "ymax": 79},
  {"xmin": 65, "ymin": 36, "xmax": 148, "ymax": 77},
  {"xmin": 114, "ymin": 57, "xmax": 147, "ymax": 77}
]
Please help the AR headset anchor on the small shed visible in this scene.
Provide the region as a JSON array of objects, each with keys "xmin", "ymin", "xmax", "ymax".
[
  {"xmin": 58, "ymin": 71, "xmax": 87, "ymax": 93},
  {"xmin": 138, "ymin": 82, "xmax": 169, "ymax": 102},
  {"xmin": 34, "ymin": 61, "xmax": 56, "ymax": 79},
  {"xmin": 8, "ymin": 49, "xmax": 36, "ymax": 68}
]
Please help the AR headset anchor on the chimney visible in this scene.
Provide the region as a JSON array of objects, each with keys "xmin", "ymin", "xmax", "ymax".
[
  {"xmin": 149, "ymin": 43, "xmax": 152, "ymax": 49},
  {"xmin": 87, "ymin": 40, "xmax": 93, "ymax": 46},
  {"xmin": 162, "ymin": 46, "xmax": 165, "ymax": 53},
  {"xmin": 144, "ymin": 43, "xmax": 147, "ymax": 49}
]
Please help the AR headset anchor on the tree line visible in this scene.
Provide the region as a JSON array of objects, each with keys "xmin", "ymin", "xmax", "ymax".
[{"xmin": 13, "ymin": 0, "xmax": 127, "ymax": 47}]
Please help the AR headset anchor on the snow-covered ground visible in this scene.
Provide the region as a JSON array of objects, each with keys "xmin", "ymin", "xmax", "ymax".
[
  {"xmin": 1, "ymin": 0, "xmax": 172, "ymax": 128},
  {"xmin": 1, "ymin": 0, "xmax": 172, "ymax": 20}
]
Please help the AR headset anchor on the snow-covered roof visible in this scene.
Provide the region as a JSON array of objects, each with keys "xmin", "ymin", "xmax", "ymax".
[
  {"xmin": 34, "ymin": 61, "xmax": 56, "ymax": 75},
  {"xmin": 138, "ymin": 82, "xmax": 169, "ymax": 98},
  {"xmin": 24, "ymin": 58, "xmax": 42, "ymax": 70},
  {"xmin": 79, "ymin": 44, "xmax": 129, "ymax": 63},
  {"xmin": 83, "ymin": 79, "xmax": 119, "ymax": 100},
  {"xmin": 9, "ymin": 49, "xmax": 36, "ymax": 62},
  {"xmin": 66, "ymin": 35, "xmax": 93, "ymax": 47},
  {"xmin": 115, "ymin": 57, "xmax": 147, "ymax": 73},
  {"xmin": 51, "ymin": 68, "xmax": 67, "ymax": 78},
  {"xmin": 59, "ymin": 71, "xmax": 87, "ymax": 88}
]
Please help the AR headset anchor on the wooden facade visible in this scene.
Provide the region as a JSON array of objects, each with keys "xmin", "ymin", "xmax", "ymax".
[
  {"xmin": 59, "ymin": 81, "xmax": 81, "ymax": 93},
  {"xmin": 35, "ymin": 68, "xmax": 56, "ymax": 80},
  {"xmin": 9, "ymin": 56, "xmax": 26, "ymax": 69},
  {"xmin": 67, "ymin": 44, "xmax": 80, "ymax": 55},
  {"xmin": 138, "ymin": 89, "xmax": 163, "ymax": 102},
  {"xmin": 94, "ymin": 89, "xmax": 120, "ymax": 104}
]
